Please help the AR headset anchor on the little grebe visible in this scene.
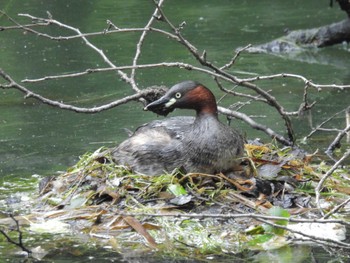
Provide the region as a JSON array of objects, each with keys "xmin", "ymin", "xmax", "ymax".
[{"xmin": 111, "ymin": 80, "xmax": 244, "ymax": 175}]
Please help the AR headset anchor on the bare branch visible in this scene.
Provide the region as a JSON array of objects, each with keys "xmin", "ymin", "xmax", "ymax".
[
  {"xmin": 326, "ymin": 123, "xmax": 350, "ymax": 156},
  {"xmin": 303, "ymin": 108, "xmax": 347, "ymax": 141},
  {"xmin": 0, "ymin": 9, "xmax": 49, "ymax": 31},
  {"xmin": 315, "ymin": 149, "xmax": 350, "ymax": 216},
  {"xmin": 220, "ymin": 44, "xmax": 252, "ymax": 70},
  {"xmin": 218, "ymin": 106, "xmax": 293, "ymax": 146},
  {"xmin": 0, "ymin": 69, "xmax": 159, "ymax": 113},
  {"xmin": 17, "ymin": 13, "xmax": 132, "ymax": 88},
  {"xmin": 240, "ymin": 73, "xmax": 350, "ymax": 90},
  {"xmin": 130, "ymin": 0, "xmax": 165, "ymax": 86},
  {"xmin": 0, "ymin": 8, "xmax": 349, "ymax": 148},
  {"xmin": 215, "ymin": 79, "xmax": 267, "ymax": 103},
  {"xmin": 255, "ymin": 217, "xmax": 349, "ymax": 249},
  {"xmin": 0, "ymin": 214, "xmax": 31, "ymax": 254},
  {"xmin": 153, "ymin": 3, "xmax": 296, "ymax": 143},
  {"xmin": 323, "ymin": 196, "xmax": 350, "ymax": 219}
]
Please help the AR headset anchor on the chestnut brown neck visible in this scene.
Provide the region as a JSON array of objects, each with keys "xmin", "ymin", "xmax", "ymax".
[{"xmin": 185, "ymin": 85, "xmax": 218, "ymax": 117}]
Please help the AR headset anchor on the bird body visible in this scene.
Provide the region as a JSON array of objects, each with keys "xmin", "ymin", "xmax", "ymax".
[{"xmin": 111, "ymin": 81, "xmax": 244, "ymax": 175}]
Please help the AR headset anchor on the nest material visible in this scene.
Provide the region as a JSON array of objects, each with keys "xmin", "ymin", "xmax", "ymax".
[
  {"xmin": 142, "ymin": 86, "xmax": 174, "ymax": 116},
  {"xmin": 2, "ymin": 141, "xmax": 346, "ymax": 257}
]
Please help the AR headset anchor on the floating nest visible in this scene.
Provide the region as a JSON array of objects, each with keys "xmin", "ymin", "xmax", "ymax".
[{"xmin": 2, "ymin": 141, "xmax": 349, "ymax": 258}]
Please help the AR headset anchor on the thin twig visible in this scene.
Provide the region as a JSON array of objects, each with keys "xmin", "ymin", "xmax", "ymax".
[
  {"xmin": 18, "ymin": 13, "xmax": 132, "ymax": 88},
  {"xmin": 1, "ymin": 9, "xmax": 349, "ymax": 147},
  {"xmin": 218, "ymin": 106, "xmax": 292, "ymax": 146},
  {"xmin": 0, "ymin": 214, "xmax": 31, "ymax": 254},
  {"xmin": 3, "ymin": 11, "xmax": 348, "ymax": 93},
  {"xmin": 0, "ymin": 69, "xmax": 153, "ymax": 113},
  {"xmin": 220, "ymin": 44, "xmax": 252, "ymax": 70},
  {"xmin": 315, "ymin": 149, "xmax": 350, "ymax": 216},
  {"xmin": 239, "ymin": 73, "xmax": 350, "ymax": 90},
  {"xmin": 130, "ymin": 0, "xmax": 165, "ymax": 87},
  {"xmin": 326, "ymin": 124, "xmax": 350, "ymax": 156},
  {"xmin": 304, "ymin": 108, "xmax": 347, "ymax": 141},
  {"xmin": 322, "ymin": 196, "xmax": 350, "ymax": 219},
  {"xmin": 255, "ymin": 217, "xmax": 349, "ymax": 249},
  {"xmin": 153, "ymin": 2, "xmax": 296, "ymax": 143},
  {"xmin": 215, "ymin": 79, "xmax": 267, "ymax": 103}
]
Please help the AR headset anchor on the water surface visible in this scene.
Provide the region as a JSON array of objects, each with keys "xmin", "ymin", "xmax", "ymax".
[{"xmin": 1, "ymin": 0, "xmax": 349, "ymax": 261}]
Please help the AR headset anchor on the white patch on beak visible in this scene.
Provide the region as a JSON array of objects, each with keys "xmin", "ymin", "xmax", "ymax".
[{"xmin": 165, "ymin": 98, "xmax": 176, "ymax": 108}]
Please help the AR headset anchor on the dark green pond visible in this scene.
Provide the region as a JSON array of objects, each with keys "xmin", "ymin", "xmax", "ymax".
[{"xmin": 1, "ymin": 0, "xmax": 350, "ymax": 262}]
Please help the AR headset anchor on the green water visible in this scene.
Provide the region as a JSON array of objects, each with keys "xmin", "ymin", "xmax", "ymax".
[{"xmin": 1, "ymin": 0, "xmax": 350, "ymax": 261}]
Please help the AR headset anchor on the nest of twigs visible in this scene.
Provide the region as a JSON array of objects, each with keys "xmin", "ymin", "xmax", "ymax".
[
  {"xmin": 23, "ymin": 140, "xmax": 349, "ymax": 256},
  {"xmin": 2, "ymin": 141, "xmax": 349, "ymax": 259}
]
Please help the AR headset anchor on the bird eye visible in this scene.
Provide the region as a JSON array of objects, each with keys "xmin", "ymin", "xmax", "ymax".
[{"xmin": 175, "ymin": 92, "xmax": 182, "ymax": 99}]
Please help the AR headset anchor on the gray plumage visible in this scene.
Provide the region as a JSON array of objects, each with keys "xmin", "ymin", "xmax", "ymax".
[{"xmin": 110, "ymin": 81, "xmax": 244, "ymax": 175}]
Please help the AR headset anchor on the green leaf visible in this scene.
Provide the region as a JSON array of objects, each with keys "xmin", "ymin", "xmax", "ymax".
[
  {"xmin": 263, "ymin": 207, "xmax": 290, "ymax": 235},
  {"xmin": 269, "ymin": 206, "xmax": 290, "ymax": 226},
  {"xmin": 247, "ymin": 234, "xmax": 274, "ymax": 246},
  {"xmin": 167, "ymin": 183, "xmax": 187, "ymax": 196},
  {"xmin": 245, "ymin": 225, "xmax": 265, "ymax": 235}
]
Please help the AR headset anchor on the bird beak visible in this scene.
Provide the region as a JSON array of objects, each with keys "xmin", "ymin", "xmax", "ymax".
[
  {"xmin": 144, "ymin": 96, "xmax": 176, "ymax": 116},
  {"xmin": 144, "ymin": 96, "xmax": 174, "ymax": 111}
]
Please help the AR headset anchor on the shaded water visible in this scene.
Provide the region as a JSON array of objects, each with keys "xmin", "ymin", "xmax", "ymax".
[{"xmin": 1, "ymin": 0, "xmax": 350, "ymax": 262}]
